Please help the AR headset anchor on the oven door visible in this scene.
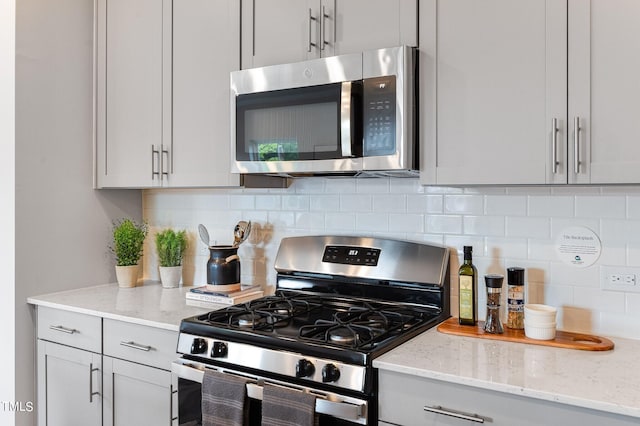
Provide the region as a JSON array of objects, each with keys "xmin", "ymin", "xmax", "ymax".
[{"xmin": 171, "ymin": 359, "xmax": 369, "ymax": 426}]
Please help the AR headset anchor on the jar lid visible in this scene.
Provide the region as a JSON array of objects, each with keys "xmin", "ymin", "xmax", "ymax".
[
  {"xmin": 507, "ymin": 267, "xmax": 525, "ymax": 285},
  {"xmin": 484, "ymin": 274, "xmax": 504, "ymax": 288}
]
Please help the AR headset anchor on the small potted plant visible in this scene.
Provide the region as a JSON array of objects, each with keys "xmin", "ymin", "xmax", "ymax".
[
  {"xmin": 155, "ymin": 228, "xmax": 187, "ymax": 288},
  {"xmin": 112, "ymin": 218, "xmax": 148, "ymax": 288}
]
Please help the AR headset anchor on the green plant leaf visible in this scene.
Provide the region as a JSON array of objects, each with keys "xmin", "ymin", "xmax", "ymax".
[
  {"xmin": 111, "ymin": 219, "xmax": 148, "ymax": 266},
  {"xmin": 155, "ymin": 228, "xmax": 187, "ymax": 267}
]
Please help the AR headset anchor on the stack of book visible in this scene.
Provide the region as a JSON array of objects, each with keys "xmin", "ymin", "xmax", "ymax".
[{"xmin": 185, "ymin": 285, "xmax": 264, "ymax": 306}]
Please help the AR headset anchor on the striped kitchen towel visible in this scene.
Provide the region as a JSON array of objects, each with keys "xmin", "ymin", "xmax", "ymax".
[
  {"xmin": 261, "ymin": 384, "xmax": 317, "ymax": 426},
  {"xmin": 202, "ymin": 369, "xmax": 249, "ymax": 426}
]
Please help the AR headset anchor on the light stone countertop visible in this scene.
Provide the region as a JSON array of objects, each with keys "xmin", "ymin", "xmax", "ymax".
[
  {"xmin": 27, "ymin": 281, "xmax": 220, "ymax": 331},
  {"xmin": 373, "ymin": 327, "xmax": 640, "ymax": 419}
]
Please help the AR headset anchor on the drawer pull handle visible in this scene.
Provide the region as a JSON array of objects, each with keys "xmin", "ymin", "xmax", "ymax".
[
  {"xmin": 89, "ymin": 364, "xmax": 100, "ymax": 403},
  {"xmin": 424, "ymin": 405, "xmax": 486, "ymax": 423},
  {"xmin": 120, "ymin": 341, "xmax": 152, "ymax": 352},
  {"xmin": 50, "ymin": 325, "xmax": 77, "ymax": 334}
]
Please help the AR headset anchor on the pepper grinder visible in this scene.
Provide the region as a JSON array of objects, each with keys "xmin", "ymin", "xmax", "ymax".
[{"xmin": 484, "ymin": 274, "xmax": 504, "ymax": 334}]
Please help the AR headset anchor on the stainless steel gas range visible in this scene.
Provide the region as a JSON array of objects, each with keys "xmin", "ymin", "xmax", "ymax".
[{"xmin": 172, "ymin": 235, "xmax": 450, "ymax": 425}]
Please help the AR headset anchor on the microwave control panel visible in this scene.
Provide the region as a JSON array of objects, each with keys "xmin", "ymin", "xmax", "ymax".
[{"xmin": 362, "ymin": 76, "xmax": 396, "ymax": 156}]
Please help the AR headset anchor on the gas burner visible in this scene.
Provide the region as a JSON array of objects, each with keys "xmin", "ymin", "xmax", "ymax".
[
  {"xmin": 328, "ymin": 327, "xmax": 357, "ymax": 345},
  {"xmin": 237, "ymin": 313, "xmax": 262, "ymax": 327}
]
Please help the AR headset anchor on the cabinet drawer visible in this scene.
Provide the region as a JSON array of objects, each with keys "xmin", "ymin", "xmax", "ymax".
[
  {"xmin": 37, "ymin": 306, "xmax": 102, "ymax": 353},
  {"xmin": 103, "ymin": 319, "xmax": 177, "ymax": 370}
]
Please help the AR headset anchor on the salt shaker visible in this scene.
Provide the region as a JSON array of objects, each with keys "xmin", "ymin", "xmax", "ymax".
[{"xmin": 484, "ymin": 274, "xmax": 504, "ymax": 334}]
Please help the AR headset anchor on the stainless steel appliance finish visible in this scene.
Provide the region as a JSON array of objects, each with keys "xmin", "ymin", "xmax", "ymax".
[
  {"xmin": 175, "ymin": 235, "xmax": 450, "ymax": 425},
  {"xmin": 230, "ymin": 46, "xmax": 416, "ymax": 176}
]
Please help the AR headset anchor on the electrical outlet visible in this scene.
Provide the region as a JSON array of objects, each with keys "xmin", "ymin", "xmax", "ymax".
[{"xmin": 601, "ymin": 267, "xmax": 640, "ymax": 292}]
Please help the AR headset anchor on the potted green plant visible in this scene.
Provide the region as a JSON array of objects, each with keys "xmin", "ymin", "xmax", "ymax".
[
  {"xmin": 155, "ymin": 228, "xmax": 187, "ymax": 288},
  {"xmin": 112, "ymin": 218, "xmax": 148, "ymax": 288}
]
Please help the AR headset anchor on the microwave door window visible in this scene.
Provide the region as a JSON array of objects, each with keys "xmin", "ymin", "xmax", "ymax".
[{"xmin": 236, "ymin": 84, "xmax": 344, "ymax": 161}]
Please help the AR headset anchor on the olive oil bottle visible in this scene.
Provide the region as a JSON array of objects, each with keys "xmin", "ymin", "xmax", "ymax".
[{"xmin": 458, "ymin": 246, "xmax": 477, "ymax": 325}]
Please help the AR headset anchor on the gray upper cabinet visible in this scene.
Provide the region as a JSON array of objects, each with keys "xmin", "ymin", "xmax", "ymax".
[
  {"xmin": 568, "ymin": 0, "xmax": 640, "ymax": 184},
  {"xmin": 241, "ymin": 0, "xmax": 417, "ymax": 69},
  {"xmin": 419, "ymin": 0, "xmax": 567, "ymax": 185},
  {"xmin": 95, "ymin": 0, "xmax": 240, "ymax": 188},
  {"xmin": 420, "ymin": 0, "xmax": 640, "ymax": 186}
]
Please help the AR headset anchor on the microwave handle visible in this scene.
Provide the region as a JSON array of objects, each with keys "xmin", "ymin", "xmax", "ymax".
[{"xmin": 340, "ymin": 82, "xmax": 353, "ymax": 157}]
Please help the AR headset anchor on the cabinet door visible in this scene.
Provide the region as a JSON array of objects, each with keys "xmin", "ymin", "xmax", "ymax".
[
  {"xmin": 169, "ymin": 0, "xmax": 241, "ymax": 187},
  {"xmin": 569, "ymin": 0, "xmax": 640, "ymax": 184},
  {"xmin": 95, "ymin": 0, "xmax": 171, "ymax": 188},
  {"xmin": 103, "ymin": 357, "xmax": 173, "ymax": 426},
  {"xmin": 37, "ymin": 340, "xmax": 102, "ymax": 426},
  {"xmin": 328, "ymin": 0, "xmax": 417, "ymax": 56},
  {"xmin": 420, "ymin": 0, "xmax": 567, "ymax": 185},
  {"xmin": 241, "ymin": 0, "xmax": 317, "ymax": 68}
]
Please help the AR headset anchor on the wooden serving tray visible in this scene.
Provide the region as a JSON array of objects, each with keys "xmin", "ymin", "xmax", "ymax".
[{"xmin": 437, "ymin": 317, "xmax": 614, "ymax": 351}]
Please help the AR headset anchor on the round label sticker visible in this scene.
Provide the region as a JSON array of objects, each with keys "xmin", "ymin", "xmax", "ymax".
[{"xmin": 555, "ymin": 226, "xmax": 601, "ymax": 267}]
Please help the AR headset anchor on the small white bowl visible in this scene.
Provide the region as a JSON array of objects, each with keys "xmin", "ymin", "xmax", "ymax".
[
  {"xmin": 524, "ymin": 304, "xmax": 557, "ymax": 324},
  {"xmin": 524, "ymin": 322, "xmax": 556, "ymax": 340}
]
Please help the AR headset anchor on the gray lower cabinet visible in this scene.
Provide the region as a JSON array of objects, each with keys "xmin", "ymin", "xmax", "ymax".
[
  {"xmin": 36, "ymin": 307, "xmax": 103, "ymax": 426},
  {"xmin": 36, "ymin": 307, "xmax": 178, "ymax": 426},
  {"xmin": 378, "ymin": 370, "xmax": 639, "ymax": 426},
  {"xmin": 103, "ymin": 357, "xmax": 173, "ymax": 426},
  {"xmin": 37, "ymin": 340, "xmax": 102, "ymax": 426}
]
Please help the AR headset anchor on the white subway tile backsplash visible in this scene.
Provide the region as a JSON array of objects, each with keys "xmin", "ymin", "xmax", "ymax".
[
  {"xmin": 282, "ymin": 195, "xmax": 309, "ymax": 211},
  {"xmin": 528, "ymin": 196, "xmax": 574, "ymax": 217},
  {"xmin": 444, "ymin": 195, "xmax": 484, "ymax": 214},
  {"xmin": 407, "ymin": 195, "xmax": 443, "ymax": 214},
  {"xmin": 426, "ymin": 215, "xmax": 463, "ymax": 234},
  {"xmin": 575, "ymin": 196, "xmax": 626, "ymax": 219},
  {"xmin": 388, "ymin": 213, "xmax": 423, "ymax": 233},
  {"xmin": 506, "ymin": 217, "xmax": 550, "ymax": 238},
  {"xmin": 142, "ymin": 178, "xmax": 640, "ymax": 340},
  {"xmin": 463, "ymin": 216, "xmax": 505, "ymax": 236},
  {"xmin": 627, "ymin": 196, "xmax": 640, "ymax": 219},
  {"xmin": 485, "ymin": 196, "xmax": 527, "ymax": 216},
  {"xmin": 309, "ymin": 195, "xmax": 340, "ymax": 212},
  {"xmin": 255, "ymin": 194, "xmax": 281, "ymax": 210},
  {"xmin": 356, "ymin": 213, "xmax": 389, "ymax": 232},
  {"xmin": 340, "ymin": 194, "xmax": 372, "ymax": 212},
  {"xmin": 372, "ymin": 194, "xmax": 406, "ymax": 213}
]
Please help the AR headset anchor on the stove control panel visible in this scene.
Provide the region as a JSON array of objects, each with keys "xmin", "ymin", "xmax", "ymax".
[
  {"xmin": 323, "ymin": 245, "xmax": 381, "ymax": 266},
  {"xmin": 177, "ymin": 333, "xmax": 367, "ymax": 393}
]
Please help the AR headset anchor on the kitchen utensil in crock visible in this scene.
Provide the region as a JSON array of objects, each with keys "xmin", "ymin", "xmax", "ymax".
[
  {"xmin": 198, "ymin": 224, "xmax": 210, "ymax": 247},
  {"xmin": 206, "ymin": 245, "xmax": 241, "ymax": 291},
  {"xmin": 232, "ymin": 220, "xmax": 252, "ymax": 247}
]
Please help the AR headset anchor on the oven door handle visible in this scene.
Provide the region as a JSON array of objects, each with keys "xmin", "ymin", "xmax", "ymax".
[{"xmin": 172, "ymin": 362, "xmax": 365, "ymax": 421}]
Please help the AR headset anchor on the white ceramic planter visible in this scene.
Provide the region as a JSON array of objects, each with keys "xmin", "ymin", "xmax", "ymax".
[
  {"xmin": 159, "ymin": 266, "xmax": 182, "ymax": 288},
  {"xmin": 115, "ymin": 265, "xmax": 139, "ymax": 288}
]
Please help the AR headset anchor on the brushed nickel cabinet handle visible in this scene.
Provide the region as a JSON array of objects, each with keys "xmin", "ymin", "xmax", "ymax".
[
  {"xmin": 49, "ymin": 325, "xmax": 77, "ymax": 334},
  {"xmin": 120, "ymin": 341, "xmax": 152, "ymax": 352},
  {"xmin": 321, "ymin": 6, "xmax": 329, "ymax": 50},
  {"xmin": 552, "ymin": 118, "xmax": 559, "ymax": 174},
  {"xmin": 152, "ymin": 145, "xmax": 160, "ymax": 179},
  {"xmin": 161, "ymin": 147, "xmax": 169, "ymax": 178},
  {"xmin": 424, "ymin": 405, "xmax": 486, "ymax": 423},
  {"xmin": 308, "ymin": 8, "xmax": 317, "ymax": 52},
  {"xmin": 89, "ymin": 363, "xmax": 100, "ymax": 403},
  {"xmin": 574, "ymin": 116, "xmax": 581, "ymax": 174}
]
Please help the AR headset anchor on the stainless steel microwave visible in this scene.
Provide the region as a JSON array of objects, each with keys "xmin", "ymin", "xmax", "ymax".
[{"xmin": 230, "ymin": 46, "xmax": 417, "ymax": 176}]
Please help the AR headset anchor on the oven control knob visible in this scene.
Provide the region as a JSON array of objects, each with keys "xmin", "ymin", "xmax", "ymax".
[
  {"xmin": 295, "ymin": 359, "xmax": 315, "ymax": 378},
  {"xmin": 210, "ymin": 341, "xmax": 228, "ymax": 358},
  {"xmin": 322, "ymin": 364, "xmax": 340, "ymax": 383},
  {"xmin": 190, "ymin": 338, "xmax": 207, "ymax": 355}
]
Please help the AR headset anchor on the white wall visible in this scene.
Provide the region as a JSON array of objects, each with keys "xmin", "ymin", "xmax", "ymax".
[
  {"xmin": 144, "ymin": 180, "xmax": 640, "ymax": 340},
  {"xmin": 15, "ymin": 1, "xmax": 141, "ymax": 424},
  {"xmin": 1, "ymin": 0, "xmax": 16, "ymax": 424}
]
